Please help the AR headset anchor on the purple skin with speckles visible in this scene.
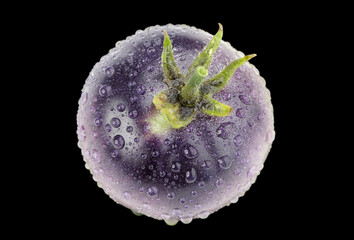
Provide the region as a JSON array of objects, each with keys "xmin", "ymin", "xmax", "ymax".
[{"xmin": 77, "ymin": 24, "xmax": 275, "ymax": 225}]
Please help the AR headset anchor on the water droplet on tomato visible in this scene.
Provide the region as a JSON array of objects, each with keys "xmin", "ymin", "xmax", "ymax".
[
  {"xmin": 129, "ymin": 109, "xmax": 138, "ymax": 119},
  {"xmin": 171, "ymin": 161, "xmax": 181, "ymax": 172},
  {"xmin": 183, "ymin": 144, "xmax": 199, "ymax": 159},
  {"xmin": 117, "ymin": 103, "xmax": 126, "ymax": 112},
  {"xmin": 185, "ymin": 168, "xmax": 197, "ymax": 183},
  {"xmin": 123, "ymin": 191, "xmax": 132, "ymax": 199},
  {"xmin": 104, "ymin": 66, "xmax": 114, "ymax": 77},
  {"xmin": 147, "ymin": 186, "xmax": 158, "ymax": 197},
  {"xmin": 126, "ymin": 126, "xmax": 133, "ymax": 132},
  {"xmin": 236, "ymin": 108, "xmax": 245, "ymax": 118},
  {"xmin": 94, "ymin": 117, "xmax": 103, "ymax": 127},
  {"xmin": 239, "ymin": 95, "xmax": 251, "ymax": 105},
  {"xmin": 201, "ymin": 160, "xmax": 212, "ymax": 169},
  {"xmin": 110, "ymin": 117, "xmax": 121, "ymax": 128},
  {"xmin": 113, "ymin": 135, "xmax": 125, "ymax": 149},
  {"xmin": 234, "ymin": 134, "xmax": 244, "ymax": 146},
  {"xmin": 217, "ymin": 155, "xmax": 231, "ymax": 169},
  {"xmin": 137, "ymin": 85, "xmax": 146, "ymax": 95}
]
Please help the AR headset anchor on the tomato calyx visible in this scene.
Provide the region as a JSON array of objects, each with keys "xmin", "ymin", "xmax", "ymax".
[{"xmin": 150, "ymin": 23, "xmax": 256, "ymax": 133}]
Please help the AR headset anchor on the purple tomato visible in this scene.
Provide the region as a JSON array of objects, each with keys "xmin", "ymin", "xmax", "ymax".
[{"xmin": 77, "ymin": 23, "xmax": 275, "ymax": 225}]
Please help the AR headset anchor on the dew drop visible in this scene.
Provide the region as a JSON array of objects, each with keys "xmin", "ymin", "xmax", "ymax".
[
  {"xmin": 147, "ymin": 47, "xmax": 156, "ymax": 54},
  {"xmin": 266, "ymin": 129, "xmax": 275, "ymax": 143},
  {"xmin": 222, "ymin": 92, "xmax": 231, "ymax": 101},
  {"xmin": 110, "ymin": 117, "xmax": 121, "ymax": 128},
  {"xmin": 171, "ymin": 161, "xmax": 181, "ymax": 172},
  {"xmin": 141, "ymin": 153, "xmax": 147, "ymax": 159},
  {"xmin": 234, "ymin": 134, "xmax": 244, "ymax": 146},
  {"xmin": 92, "ymin": 149, "xmax": 100, "ymax": 161},
  {"xmin": 216, "ymin": 177, "xmax": 225, "ymax": 187},
  {"xmin": 117, "ymin": 103, "xmax": 126, "ymax": 112},
  {"xmin": 181, "ymin": 216, "xmax": 193, "ymax": 224},
  {"xmin": 172, "ymin": 208, "xmax": 182, "ymax": 217},
  {"xmin": 123, "ymin": 191, "xmax": 132, "ymax": 199},
  {"xmin": 236, "ymin": 108, "xmax": 245, "ymax": 118},
  {"xmin": 78, "ymin": 125, "xmax": 86, "ymax": 142},
  {"xmin": 151, "ymin": 148, "xmax": 160, "ymax": 158},
  {"xmin": 218, "ymin": 155, "xmax": 231, "ymax": 169},
  {"xmin": 147, "ymin": 65, "xmax": 155, "ymax": 72},
  {"xmin": 79, "ymin": 92, "xmax": 88, "ymax": 105},
  {"xmin": 94, "ymin": 117, "xmax": 103, "ymax": 127},
  {"xmin": 104, "ymin": 66, "xmax": 115, "ymax": 77},
  {"xmin": 154, "ymin": 37, "xmax": 162, "ymax": 46},
  {"xmin": 239, "ymin": 95, "xmax": 251, "ymax": 105},
  {"xmin": 99, "ymin": 84, "xmax": 111, "ymax": 97},
  {"xmin": 137, "ymin": 85, "xmax": 146, "ymax": 95},
  {"xmin": 126, "ymin": 126, "xmax": 133, "ymax": 133},
  {"xmin": 105, "ymin": 124, "xmax": 112, "ymax": 132},
  {"xmin": 198, "ymin": 211, "xmax": 210, "ymax": 219},
  {"xmin": 201, "ymin": 160, "xmax": 212, "ymax": 169},
  {"xmin": 216, "ymin": 122, "xmax": 234, "ymax": 139},
  {"xmin": 111, "ymin": 149, "xmax": 118, "ymax": 158},
  {"xmin": 185, "ymin": 168, "xmax": 197, "ymax": 183},
  {"xmin": 198, "ymin": 181, "xmax": 205, "ymax": 188},
  {"xmin": 183, "ymin": 144, "xmax": 199, "ymax": 159},
  {"xmin": 113, "ymin": 135, "xmax": 125, "ymax": 149},
  {"xmin": 164, "ymin": 139, "xmax": 171, "ymax": 145},
  {"xmin": 129, "ymin": 109, "xmax": 138, "ymax": 119},
  {"xmin": 147, "ymin": 186, "xmax": 158, "ymax": 197}
]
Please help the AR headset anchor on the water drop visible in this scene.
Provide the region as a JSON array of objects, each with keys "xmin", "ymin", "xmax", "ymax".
[
  {"xmin": 172, "ymin": 208, "xmax": 182, "ymax": 217},
  {"xmin": 181, "ymin": 216, "xmax": 193, "ymax": 224},
  {"xmin": 99, "ymin": 84, "xmax": 111, "ymax": 97},
  {"xmin": 130, "ymin": 95, "xmax": 138, "ymax": 104},
  {"xmin": 105, "ymin": 124, "xmax": 112, "ymax": 132},
  {"xmin": 143, "ymin": 40, "xmax": 151, "ymax": 47},
  {"xmin": 79, "ymin": 92, "xmax": 88, "ymax": 105},
  {"xmin": 111, "ymin": 149, "xmax": 118, "ymax": 158},
  {"xmin": 234, "ymin": 134, "xmax": 244, "ymax": 146},
  {"xmin": 104, "ymin": 66, "xmax": 115, "ymax": 77},
  {"xmin": 201, "ymin": 160, "xmax": 212, "ymax": 169},
  {"xmin": 134, "ymin": 137, "xmax": 139, "ymax": 143},
  {"xmin": 123, "ymin": 191, "xmax": 132, "ymax": 199},
  {"xmin": 94, "ymin": 117, "xmax": 103, "ymax": 127},
  {"xmin": 113, "ymin": 135, "xmax": 125, "ymax": 149},
  {"xmin": 141, "ymin": 153, "xmax": 147, "ymax": 159},
  {"xmin": 236, "ymin": 108, "xmax": 245, "ymax": 118},
  {"xmin": 218, "ymin": 155, "xmax": 231, "ymax": 169},
  {"xmin": 147, "ymin": 66, "xmax": 154, "ymax": 72},
  {"xmin": 151, "ymin": 149, "xmax": 160, "ymax": 158},
  {"xmin": 78, "ymin": 125, "xmax": 86, "ymax": 142},
  {"xmin": 110, "ymin": 117, "xmax": 121, "ymax": 128},
  {"xmin": 137, "ymin": 85, "xmax": 146, "ymax": 95},
  {"xmin": 198, "ymin": 211, "xmax": 210, "ymax": 219},
  {"xmin": 164, "ymin": 139, "xmax": 171, "ymax": 145},
  {"xmin": 171, "ymin": 161, "xmax": 181, "ymax": 172},
  {"xmin": 198, "ymin": 181, "xmax": 205, "ymax": 188},
  {"xmin": 147, "ymin": 186, "xmax": 158, "ymax": 197},
  {"xmin": 216, "ymin": 177, "xmax": 224, "ymax": 187},
  {"xmin": 216, "ymin": 122, "xmax": 234, "ymax": 139},
  {"xmin": 129, "ymin": 109, "xmax": 138, "ymax": 119},
  {"xmin": 117, "ymin": 103, "xmax": 126, "ymax": 112},
  {"xmin": 126, "ymin": 126, "xmax": 133, "ymax": 133},
  {"xmin": 191, "ymin": 191, "xmax": 197, "ymax": 196},
  {"xmin": 239, "ymin": 95, "xmax": 251, "ymax": 105},
  {"xmin": 266, "ymin": 129, "xmax": 275, "ymax": 143},
  {"xmin": 92, "ymin": 149, "xmax": 100, "ymax": 161},
  {"xmin": 185, "ymin": 168, "xmax": 197, "ymax": 183},
  {"xmin": 222, "ymin": 92, "xmax": 231, "ymax": 101},
  {"xmin": 179, "ymin": 198, "xmax": 186, "ymax": 204},
  {"xmin": 147, "ymin": 47, "xmax": 156, "ymax": 54},
  {"xmin": 154, "ymin": 37, "xmax": 162, "ymax": 46},
  {"xmin": 183, "ymin": 144, "xmax": 199, "ymax": 159}
]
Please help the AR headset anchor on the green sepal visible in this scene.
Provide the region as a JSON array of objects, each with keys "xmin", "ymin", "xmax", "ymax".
[
  {"xmin": 162, "ymin": 30, "xmax": 183, "ymax": 84},
  {"xmin": 201, "ymin": 54, "xmax": 256, "ymax": 96},
  {"xmin": 199, "ymin": 95, "xmax": 232, "ymax": 117},
  {"xmin": 185, "ymin": 23, "xmax": 223, "ymax": 82},
  {"xmin": 153, "ymin": 92, "xmax": 196, "ymax": 129}
]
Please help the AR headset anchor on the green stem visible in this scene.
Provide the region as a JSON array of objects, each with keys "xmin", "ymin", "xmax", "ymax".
[{"xmin": 180, "ymin": 66, "xmax": 208, "ymax": 105}]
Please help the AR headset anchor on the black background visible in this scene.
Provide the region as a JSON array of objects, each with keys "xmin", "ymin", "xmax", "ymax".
[{"xmin": 11, "ymin": 2, "xmax": 342, "ymax": 237}]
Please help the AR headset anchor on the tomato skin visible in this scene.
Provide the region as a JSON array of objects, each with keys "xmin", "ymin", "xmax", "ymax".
[{"xmin": 77, "ymin": 24, "xmax": 275, "ymax": 224}]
